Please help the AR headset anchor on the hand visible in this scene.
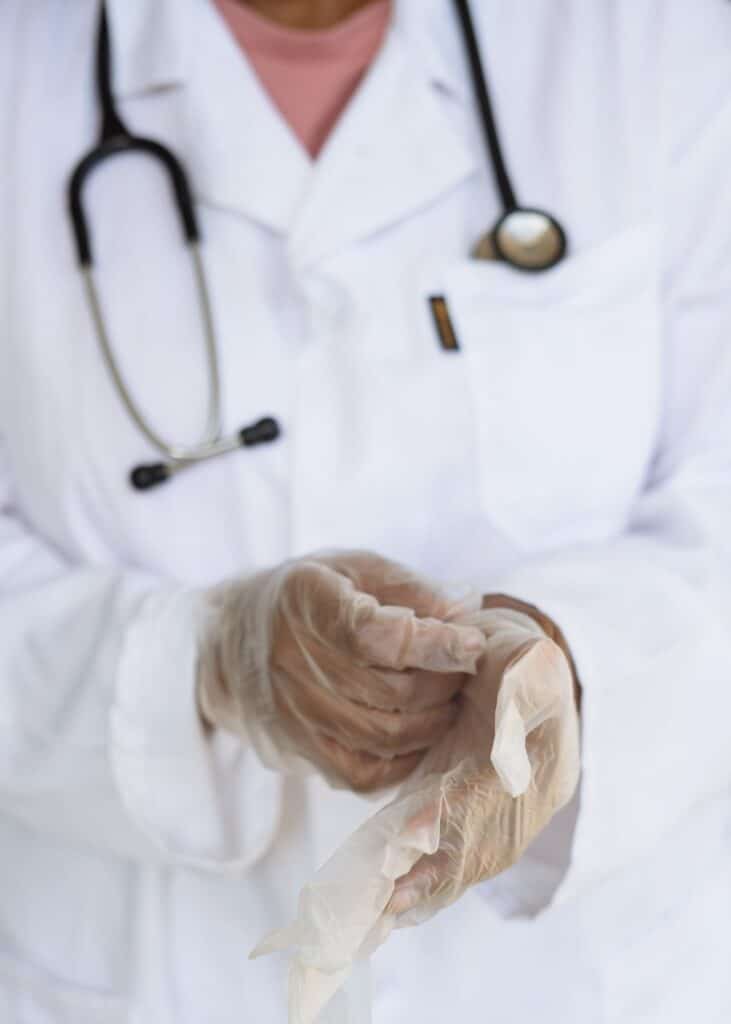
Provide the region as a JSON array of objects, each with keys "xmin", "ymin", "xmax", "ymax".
[
  {"xmin": 389, "ymin": 604, "xmax": 581, "ymax": 915},
  {"xmin": 197, "ymin": 551, "xmax": 487, "ymax": 792}
]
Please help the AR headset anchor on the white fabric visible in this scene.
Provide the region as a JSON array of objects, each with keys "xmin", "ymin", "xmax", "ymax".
[{"xmin": 0, "ymin": 1, "xmax": 730, "ymax": 1022}]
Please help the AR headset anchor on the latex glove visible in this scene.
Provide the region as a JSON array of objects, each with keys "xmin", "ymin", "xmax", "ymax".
[
  {"xmin": 197, "ymin": 551, "xmax": 487, "ymax": 792},
  {"xmin": 389, "ymin": 604, "xmax": 581, "ymax": 916},
  {"xmin": 252, "ymin": 604, "xmax": 580, "ymax": 1024}
]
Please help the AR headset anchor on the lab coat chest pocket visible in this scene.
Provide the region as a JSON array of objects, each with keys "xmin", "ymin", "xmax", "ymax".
[{"xmin": 443, "ymin": 224, "xmax": 661, "ymax": 551}]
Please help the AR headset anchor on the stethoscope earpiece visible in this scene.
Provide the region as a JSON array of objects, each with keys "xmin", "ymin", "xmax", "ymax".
[
  {"xmin": 130, "ymin": 463, "xmax": 172, "ymax": 491},
  {"xmin": 473, "ymin": 208, "xmax": 567, "ymax": 272},
  {"xmin": 129, "ymin": 417, "xmax": 283, "ymax": 491}
]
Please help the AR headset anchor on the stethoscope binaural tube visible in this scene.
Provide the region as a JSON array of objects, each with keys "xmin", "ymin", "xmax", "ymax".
[
  {"xmin": 68, "ymin": 4, "xmax": 281, "ymax": 491},
  {"xmin": 453, "ymin": 0, "xmax": 568, "ymax": 272}
]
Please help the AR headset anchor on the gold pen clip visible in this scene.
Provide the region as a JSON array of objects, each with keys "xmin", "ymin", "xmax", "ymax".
[{"xmin": 429, "ymin": 295, "xmax": 460, "ymax": 352}]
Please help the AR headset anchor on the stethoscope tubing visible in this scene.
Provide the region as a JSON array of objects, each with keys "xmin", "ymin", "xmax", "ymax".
[
  {"xmin": 80, "ymin": 242, "xmax": 222, "ymax": 459},
  {"xmin": 68, "ymin": 2, "xmax": 247, "ymax": 478},
  {"xmin": 452, "ymin": 0, "xmax": 517, "ymax": 213}
]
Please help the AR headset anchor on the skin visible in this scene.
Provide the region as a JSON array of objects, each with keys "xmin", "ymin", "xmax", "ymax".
[{"xmin": 238, "ymin": 0, "xmax": 381, "ymax": 30}]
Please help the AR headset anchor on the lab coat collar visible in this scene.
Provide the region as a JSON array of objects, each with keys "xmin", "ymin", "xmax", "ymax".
[
  {"xmin": 287, "ymin": 19, "xmax": 477, "ymax": 266},
  {"xmin": 105, "ymin": 0, "xmax": 467, "ymax": 103},
  {"xmin": 393, "ymin": 0, "xmax": 472, "ymax": 103},
  {"xmin": 105, "ymin": 0, "xmax": 193, "ymax": 98},
  {"xmin": 182, "ymin": 5, "xmax": 313, "ymax": 235},
  {"xmin": 104, "ymin": 0, "xmax": 477, "ymax": 248}
]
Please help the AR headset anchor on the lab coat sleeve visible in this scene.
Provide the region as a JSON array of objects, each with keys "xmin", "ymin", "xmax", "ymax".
[
  {"xmin": 0, "ymin": 0, "xmax": 279, "ymax": 871},
  {"xmin": 0, "ymin": 453, "xmax": 280, "ymax": 868},
  {"xmin": 479, "ymin": 21, "xmax": 731, "ymax": 917}
]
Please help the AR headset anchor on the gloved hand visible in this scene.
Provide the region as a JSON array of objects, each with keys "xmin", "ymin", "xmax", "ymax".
[
  {"xmin": 389, "ymin": 602, "xmax": 581, "ymax": 916},
  {"xmin": 197, "ymin": 551, "xmax": 487, "ymax": 792},
  {"xmin": 252, "ymin": 602, "xmax": 581, "ymax": 1024}
]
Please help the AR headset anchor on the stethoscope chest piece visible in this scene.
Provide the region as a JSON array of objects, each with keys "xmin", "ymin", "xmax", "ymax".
[
  {"xmin": 454, "ymin": 0, "xmax": 567, "ymax": 273},
  {"xmin": 472, "ymin": 208, "xmax": 567, "ymax": 271}
]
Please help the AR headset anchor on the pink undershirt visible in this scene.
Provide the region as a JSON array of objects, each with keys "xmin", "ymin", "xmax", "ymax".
[{"xmin": 213, "ymin": 0, "xmax": 392, "ymax": 157}]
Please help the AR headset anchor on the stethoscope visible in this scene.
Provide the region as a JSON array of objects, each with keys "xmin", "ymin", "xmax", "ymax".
[{"xmin": 68, "ymin": 0, "xmax": 567, "ymax": 492}]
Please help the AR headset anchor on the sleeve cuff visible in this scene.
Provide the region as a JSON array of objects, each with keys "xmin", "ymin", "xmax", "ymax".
[{"xmin": 109, "ymin": 588, "xmax": 281, "ymax": 871}]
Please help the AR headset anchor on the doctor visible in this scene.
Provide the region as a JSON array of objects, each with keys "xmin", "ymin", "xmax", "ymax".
[{"xmin": 1, "ymin": 0, "xmax": 730, "ymax": 1021}]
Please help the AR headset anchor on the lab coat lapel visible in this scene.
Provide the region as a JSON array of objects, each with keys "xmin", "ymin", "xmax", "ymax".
[
  {"xmin": 289, "ymin": 17, "xmax": 477, "ymax": 267},
  {"xmin": 106, "ymin": 0, "xmax": 191, "ymax": 96},
  {"xmin": 182, "ymin": 3, "xmax": 312, "ymax": 234},
  {"xmin": 107, "ymin": 0, "xmax": 311, "ymax": 234}
]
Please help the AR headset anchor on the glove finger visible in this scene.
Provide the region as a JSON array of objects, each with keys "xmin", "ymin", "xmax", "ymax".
[
  {"xmin": 356, "ymin": 610, "xmax": 486, "ymax": 673},
  {"xmin": 335, "ymin": 663, "xmax": 470, "ymax": 712},
  {"xmin": 386, "ymin": 668, "xmax": 470, "ymax": 711},
  {"xmin": 387, "ymin": 778, "xmax": 474, "ymax": 914},
  {"xmin": 387, "ymin": 849, "xmax": 452, "ymax": 915},
  {"xmin": 390, "ymin": 764, "xmax": 533, "ymax": 914},
  {"xmin": 322, "ymin": 550, "xmax": 456, "ymax": 619},
  {"xmin": 280, "ymin": 561, "xmax": 485, "ymax": 673},
  {"xmin": 280, "ymin": 634, "xmax": 470, "ymax": 711},
  {"xmin": 313, "ymin": 736, "xmax": 425, "ymax": 793},
  {"xmin": 278, "ymin": 673, "xmax": 460, "ymax": 759}
]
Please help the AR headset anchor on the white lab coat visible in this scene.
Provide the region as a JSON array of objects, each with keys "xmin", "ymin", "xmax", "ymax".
[{"xmin": 1, "ymin": 0, "xmax": 730, "ymax": 1021}]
